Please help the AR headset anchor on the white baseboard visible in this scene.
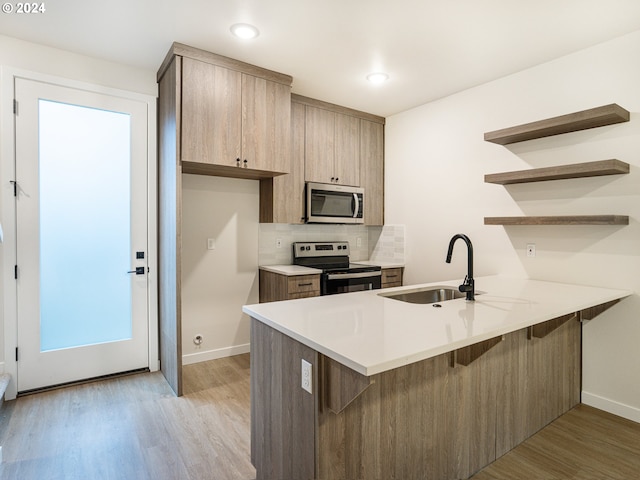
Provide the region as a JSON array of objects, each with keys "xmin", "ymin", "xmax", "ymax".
[
  {"xmin": 182, "ymin": 343, "xmax": 250, "ymax": 365},
  {"xmin": 582, "ymin": 391, "xmax": 640, "ymax": 423}
]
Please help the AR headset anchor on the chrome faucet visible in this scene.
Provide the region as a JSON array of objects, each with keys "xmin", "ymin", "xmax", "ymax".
[{"xmin": 446, "ymin": 234, "xmax": 475, "ymax": 301}]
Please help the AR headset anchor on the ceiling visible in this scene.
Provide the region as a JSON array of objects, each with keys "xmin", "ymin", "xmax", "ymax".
[{"xmin": 2, "ymin": 0, "xmax": 640, "ymax": 117}]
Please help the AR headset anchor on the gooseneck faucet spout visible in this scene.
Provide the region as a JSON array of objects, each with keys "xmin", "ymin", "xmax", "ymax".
[{"xmin": 446, "ymin": 234, "xmax": 475, "ymax": 301}]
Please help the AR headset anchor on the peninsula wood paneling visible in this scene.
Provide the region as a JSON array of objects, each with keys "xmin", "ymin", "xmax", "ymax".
[
  {"xmin": 495, "ymin": 315, "xmax": 581, "ymax": 457},
  {"xmin": 250, "ymin": 319, "xmax": 317, "ymax": 480},
  {"xmin": 250, "ymin": 307, "xmax": 586, "ymax": 479},
  {"xmin": 315, "ymin": 315, "xmax": 581, "ymax": 480},
  {"xmin": 317, "ymin": 332, "xmax": 503, "ymax": 480}
]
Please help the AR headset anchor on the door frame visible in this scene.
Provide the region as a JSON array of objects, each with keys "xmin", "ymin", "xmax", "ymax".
[{"xmin": 1, "ymin": 67, "xmax": 159, "ymax": 400}]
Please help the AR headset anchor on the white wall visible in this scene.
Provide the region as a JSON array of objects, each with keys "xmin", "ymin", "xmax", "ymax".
[
  {"xmin": 181, "ymin": 175, "xmax": 259, "ymax": 364},
  {"xmin": 385, "ymin": 30, "xmax": 640, "ymax": 422},
  {"xmin": 0, "ymin": 35, "xmax": 157, "ymax": 376}
]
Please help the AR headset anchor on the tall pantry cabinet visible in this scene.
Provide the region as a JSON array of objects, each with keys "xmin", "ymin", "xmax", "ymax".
[{"xmin": 157, "ymin": 43, "xmax": 293, "ymax": 395}]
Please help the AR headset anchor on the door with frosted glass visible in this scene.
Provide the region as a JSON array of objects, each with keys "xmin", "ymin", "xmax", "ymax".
[{"xmin": 15, "ymin": 78, "xmax": 149, "ymax": 392}]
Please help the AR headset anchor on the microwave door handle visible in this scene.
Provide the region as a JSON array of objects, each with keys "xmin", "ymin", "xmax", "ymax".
[{"xmin": 353, "ymin": 193, "xmax": 359, "ymax": 218}]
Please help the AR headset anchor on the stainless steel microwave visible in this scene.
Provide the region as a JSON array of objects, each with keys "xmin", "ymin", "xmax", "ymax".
[{"xmin": 306, "ymin": 182, "xmax": 364, "ymax": 224}]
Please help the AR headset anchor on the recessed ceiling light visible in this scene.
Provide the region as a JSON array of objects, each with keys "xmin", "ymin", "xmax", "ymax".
[
  {"xmin": 230, "ymin": 23, "xmax": 260, "ymax": 40},
  {"xmin": 366, "ymin": 72, "xmax": 389, "ymax": 85}
]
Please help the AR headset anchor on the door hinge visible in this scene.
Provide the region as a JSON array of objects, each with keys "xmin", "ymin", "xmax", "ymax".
[
  {"xmin": 13, "ymin": 99, "xmax": 18, "ymax": 115},
  {"xmin": 14, "ymin": 265, "xmax": 18, "ymax": 280},
  {"xmin": 10, "ymin": 180, "xmax": 17, "ymax": 197},
  {"xmin": 15, "ymin": 347, "xmax": 18, "ymax": 362}
]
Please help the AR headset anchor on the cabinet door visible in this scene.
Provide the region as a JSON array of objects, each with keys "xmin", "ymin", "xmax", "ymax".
[
  {"xmin": 261, "ymin": 101, "xmax": 305, "ymax": 223},
  {"xmin": 305, "ymin": 106, "xmax": 335, "ymax": 183},
  {"xmin": 360, "ymin": 120, "xmax": 384, "ymax": 225},
  {"xmin": 242, "ymin": 74, "xmax": 291, "ymax": 173},
  {"xmin": 181, "ymin": 57, "xmax": 242, "ymax": 166},
  {"xmin": 334, "ymin": 113, "xmax": 360, "ymax": 186}
]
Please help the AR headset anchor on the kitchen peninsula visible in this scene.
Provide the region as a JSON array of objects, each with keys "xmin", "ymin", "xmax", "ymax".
[{"xmin": 243, "ymin": 276, "xmax": 631, "ymax": 480}]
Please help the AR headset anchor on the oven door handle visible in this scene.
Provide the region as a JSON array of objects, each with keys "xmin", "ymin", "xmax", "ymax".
[{"xmin": 325, "ymin": 271, "xmax": 382, "ymax": 280}]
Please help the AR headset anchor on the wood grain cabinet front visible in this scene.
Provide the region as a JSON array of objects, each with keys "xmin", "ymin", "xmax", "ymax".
[
  {"xmin": 304, "ymin": 105, "xmax": 360, "ymax": 187},
  {"xmin": 181, "ymin": 57, "xmax": 291, "ymax": 175},
  {"xmin": 259, "ymin": 270, "xmax": 320, "ymax": 303},
  {"xmin": 288, "ymin": 94, "xmax": 385, "ymax": 225},
  {"xmin": 381, "ymin": 267, "xmax": 403, "ymax": 288},
  {"xmin": 159, "ymin": 43, "xmax": 293, "ymax": 180},
  {"xmin": 359, "ymin": 119, "xmax": 384, "ymax": 225}
]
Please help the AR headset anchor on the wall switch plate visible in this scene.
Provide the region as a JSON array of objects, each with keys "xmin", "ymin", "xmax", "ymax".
[
  {"xmin": 276, "ymin": 238, "xmax": 283, "ymax": 249},
  {"xmin": 207, "ymin": 238, "xmax": 216, "ymax": 250},
  {"xmin": 356, "ymin": 237, "xmax": 362, "ymax": 248},
  {"xmin": 526, "ymin": 243, "xmax": 536, "ymax": 257},
  {"xmin": 301, "ymin": 359, "xmax": 312, "ymax": 394}
]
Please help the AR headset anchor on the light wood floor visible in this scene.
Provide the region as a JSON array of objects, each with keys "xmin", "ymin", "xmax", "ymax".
[
  {"xmin": 0, "ymin": 355, "xmax": 255, "ymax": 480},
  {"xmin": 1, "ymin": 353, "xmax": 639, "ymax": 480},
  {"xmin": 471, "ymin": 403, "xmax": 640, "ymax": 480}
]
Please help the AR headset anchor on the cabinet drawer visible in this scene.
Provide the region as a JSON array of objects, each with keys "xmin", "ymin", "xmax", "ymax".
[
  {"xmin": 288, "ymin": 291, "xmax": 320, "ymax": 300},
  {"xmin": 382, "ymin": 268, "xmax": 403, "ymax": 285},
  {"xmin": 382, "ymin": 281, "xmax": 402, "ymax": 289},
  {"xmin": 288, "ymin": 275, "xmax": 320, "ymax": 294}
]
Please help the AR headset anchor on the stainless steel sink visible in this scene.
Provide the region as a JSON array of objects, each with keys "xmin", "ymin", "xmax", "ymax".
[{"xmin": 379, "ymin": 286, "xmax": 466, "ymax": 304}]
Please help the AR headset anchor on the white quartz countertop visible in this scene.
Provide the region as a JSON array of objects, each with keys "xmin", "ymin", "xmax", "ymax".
[
  {"xmin": 260, "ymin": 261, "xmax": 404, "ymax": 276},
  {"xmin": 357, "ymin": 260, "xmax": 405, "ymax": 269},
  {"xmin": 243, "ymin": 275, "xmax": 631, "ymax": 376},
  {"xmin": 259, "ymin": 265, "xmax": 323, "ymax": 276}
]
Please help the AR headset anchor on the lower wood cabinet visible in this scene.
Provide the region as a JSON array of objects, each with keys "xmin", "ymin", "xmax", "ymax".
[
  {"xmin": 381, "ymin": 267, "xmax": 403, "ymax": 288},
  {"xmin": 259, "ymin": 270, "xmax": 320, "ymax": 303}
]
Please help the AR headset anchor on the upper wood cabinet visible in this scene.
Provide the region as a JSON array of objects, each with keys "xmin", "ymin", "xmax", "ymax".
[
  {"xmin": 360, "ymin": 119, "xmax": 384, "ymax": 225},
  {"xmin": 158, "ymin": 43, "xmax": 293, "ymax": 179},
  {"xmin": 181, "ymin": 57, "xmax": 242, "ymax": 167},
  {"xmin": 304, "ymin": 104, "xmax": 361, "ymax": 187},
  {"xmin": 288, "ymin": 94, "xmax": 385, "ymax": 225},
  {"xmin": 260, "ymin": 100, "xmax": 306, "ymax": 223}
]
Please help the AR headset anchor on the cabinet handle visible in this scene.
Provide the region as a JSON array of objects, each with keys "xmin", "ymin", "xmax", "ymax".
[
  {"xmin": 298, "ymin": 282, "xmax": 313, "ymax": 287},
  {"xmin": 243, "ymin": 159, "xmax": 248, "ymax": 168},
  {"xmin": 335, "ymin": 177, "xmax": 339, "ymax": 182},
  {"xmin": 331, "ymin": 177, "xmax": 335, "ymax": 182},
  {"xmin": 386, "ymin": 275, "xmax": 398, "ymax": 278},
  {"xmin": 236, "ymin": 157, "xmax": 241, "ymax": 166}
]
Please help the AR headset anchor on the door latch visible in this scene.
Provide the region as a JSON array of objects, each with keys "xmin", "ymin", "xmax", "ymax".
[{"xmin": 127, "ymin": 267, "xmax": 145, "ymax": 275}]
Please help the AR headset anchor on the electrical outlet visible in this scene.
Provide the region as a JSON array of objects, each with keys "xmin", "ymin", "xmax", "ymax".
[
  {"xmin": 276, "ymin": 238, "xmax": 283, "ymax": 249},
  {"xmin": 526, "ymin": 243, "xmax": 536, "ymax": 258},
  {"xmin": 301, "ymin": 359, "xmax": 312, "ymax": 394},
  {"xmin": 207, "ymin": 238, "xmax": 215, "ymax": 250},
  {"xmin": 356, "ymin": 237, "xmax": 362, "ymax": 248}
]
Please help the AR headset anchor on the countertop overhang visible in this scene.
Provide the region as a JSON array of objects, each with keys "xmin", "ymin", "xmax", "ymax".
[{"xmin": 243, "ymin": 275, "xmax": 632, "ymax": 376}]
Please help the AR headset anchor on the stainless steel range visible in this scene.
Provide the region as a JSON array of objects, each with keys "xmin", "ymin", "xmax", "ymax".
[{"xmin": 292, "ymin": 241, "xmax": 381, "ymax": 295}]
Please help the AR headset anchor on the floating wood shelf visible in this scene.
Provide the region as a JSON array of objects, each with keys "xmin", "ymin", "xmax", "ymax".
[
  {"xmin": 484, "ymin": 104, "xmax": 630, "ymax": 145},
  {"xmin": 485, "ymin": 159, "xmax": 629, "ymax": 185},
  {"xmin": 484, "ymin": 215, "xmax": 629, "ymax": 226}
]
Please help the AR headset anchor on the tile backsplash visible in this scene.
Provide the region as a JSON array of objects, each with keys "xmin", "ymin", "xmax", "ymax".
[{"xmin": 259, "ymin": 224, "xmax": 405, "ymax": 266}]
